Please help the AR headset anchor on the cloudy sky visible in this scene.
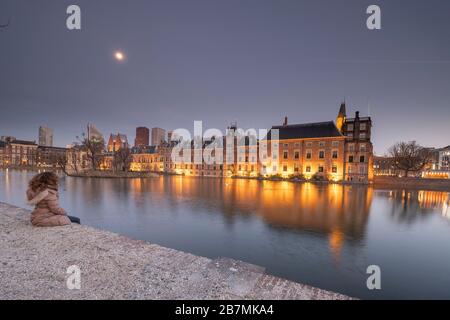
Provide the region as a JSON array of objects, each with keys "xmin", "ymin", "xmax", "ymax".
[{"xmin": 1, "ymin": 0, "xmax": 449, "ymax": 154}]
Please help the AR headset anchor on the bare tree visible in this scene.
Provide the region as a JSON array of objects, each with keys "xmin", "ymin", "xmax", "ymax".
[
  {"xmin": 76, "ymin": 132, "xmax": 105, "ymax": 171},
  {"xmin": 388, "ymin": 141, "xmax": 432, "ymax": 177},
  {"xmin": 113, "ymin": 147, "xmax": 132, "ymax": 172},
  {"xmin": 56, "ymin": 153, "xmax": 69, "ymax": 175}
]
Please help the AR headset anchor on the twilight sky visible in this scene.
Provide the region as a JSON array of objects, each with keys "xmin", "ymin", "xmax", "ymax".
[{"xmin": 0, "ymin": 0, "xmax": 449, "ymax": 154}]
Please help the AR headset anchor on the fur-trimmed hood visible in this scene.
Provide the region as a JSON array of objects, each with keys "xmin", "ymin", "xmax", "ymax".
[{"xmin": 26, "ymin": 189, "xmax": 50, "ymax": 206}]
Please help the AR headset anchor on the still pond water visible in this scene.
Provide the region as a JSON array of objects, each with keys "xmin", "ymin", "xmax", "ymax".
[{"xmin": 1, "ymin": 169, "xmax": 450, "ymax": 299}]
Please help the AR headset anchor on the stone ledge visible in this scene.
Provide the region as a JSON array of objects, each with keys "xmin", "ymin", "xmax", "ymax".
[{"xmin": 0, "ymin": 202, "xmax": 352, "ymax": 300}]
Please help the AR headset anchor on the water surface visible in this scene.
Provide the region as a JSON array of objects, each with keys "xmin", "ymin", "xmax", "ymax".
[{"xmin": 1, "ymin": 169, "xmax": 449, "ymax": 299}]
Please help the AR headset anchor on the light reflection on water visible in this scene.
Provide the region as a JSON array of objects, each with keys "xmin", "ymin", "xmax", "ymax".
[{"xmin": 1, "ymin": 169, "xmax": 450, "ymax": 299}]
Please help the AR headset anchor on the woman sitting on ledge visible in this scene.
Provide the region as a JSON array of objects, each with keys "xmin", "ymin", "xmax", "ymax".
[{"xmin": 26, "ymin": 172, "xmax": 80, "ymax": 227}]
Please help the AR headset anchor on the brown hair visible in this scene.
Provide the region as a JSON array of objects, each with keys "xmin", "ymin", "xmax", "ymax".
[{"xmin": 29, "ymin": 172, "xmax": 59, "ymax": 192}]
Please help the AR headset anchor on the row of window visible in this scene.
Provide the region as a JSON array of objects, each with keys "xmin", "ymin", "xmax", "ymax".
[
  {"xmin": 346, "ymin": 123, "xmax": 368, "ymax": 131},
  {"xmin": 347, "ymin": 132, "xmax": 368, "ymax": 139},
  {"xmin": 278, "ymin": 141, "xmax": 341, "ymax": 148},
  {"xmin": 348, "ymin": 155, "xmax": 366, "ymax": 163},
  {"xmin": 348, "ymin": 143, "xmax": 367, "ymax": 152}
]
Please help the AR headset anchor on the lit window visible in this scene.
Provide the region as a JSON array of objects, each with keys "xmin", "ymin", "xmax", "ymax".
[
  {"xmin": 332, "ymin": 166, "xmax": 337, "ymax": 173},
  {"xmin": 318, "ymin": 166, "xmax": 324, "ymax": 173},
  {"xmin": 306, "ymin": 166, "xmax": 311, "ymax": 173},
  {"xmin": 283, "ymin": 165, "xmax": 287, "ymax": 172}
]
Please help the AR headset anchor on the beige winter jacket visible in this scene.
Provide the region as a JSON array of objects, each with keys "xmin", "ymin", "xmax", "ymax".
[{"xmin": 26, "ymin": 187, "xmax": 71, "ymax": 227}]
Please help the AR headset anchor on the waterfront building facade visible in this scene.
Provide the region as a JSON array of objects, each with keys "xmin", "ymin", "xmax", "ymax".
[
  {"xmin": 118, "ymin": 103, "xmax": 374, "ymax": 183},
  {"xmin": 338, "ymin": 106, "xmax": 374, "ymax": 182},
  {"xmin": 262, "ymin": 120, "xmax": 346, "ymax": 181},
  {"xmin": 2, "ymin": 139, "xmax": 38, "ymax": 167},
  {"xmin": 36, "ymin": 146, "xmax": 67, "ymax": 168}
]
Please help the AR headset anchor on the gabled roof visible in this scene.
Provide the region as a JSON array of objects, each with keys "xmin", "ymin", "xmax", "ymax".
[{"xmin": 265, "ymin": 121, "xmax": 343, "ymax": 140}]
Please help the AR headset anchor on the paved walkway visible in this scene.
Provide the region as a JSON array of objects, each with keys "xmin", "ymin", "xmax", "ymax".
[{"xmin": 0, "ymin": 202, "xmax": 351, "ymax": 300}]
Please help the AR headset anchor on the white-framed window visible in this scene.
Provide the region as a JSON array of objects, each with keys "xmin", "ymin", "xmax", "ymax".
[
  {"xmin": 348, "ymin": 144, "xmax": 355, "ymax": 152},
  {"xmin": 318, "ymin": 150, "xmax": 325, "ymax": 159},
  {"xmin": 347, "ymin": 124, "xmax": 354, "ymax": 131},
  {"xmin": 319, "ymin": 141, "xmax": 325, "ymax": 147},
  {"xmin": 360, "ymin": 123, "xmax": 366, "ymax": 130},
  {"xmin": 332, "ymin": 150, "xmax": 338, "ymax": 159},
  {"xmin": 332, "ymin": 141, "xmax": 340, "ymax": 147},
  {"xmin": 306, "ymin": 142, "xmax": 312, "ymax": 147},
  {"xmin": 306, "ymin": 149, "xmax": 312, "ymax": 159},
  {"xmin": 360, "ymin": 133, "xmax": 366, "ymax": 139},
  {"xmin": 360, "ymin": 144, "xmax": 366, "ymax": 152}
]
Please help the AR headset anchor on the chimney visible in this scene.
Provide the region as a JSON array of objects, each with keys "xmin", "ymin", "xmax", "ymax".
[
  {"xmin": 355, "ymin": 111, "xmax": 360, "ymax": 119},
  {"xmin": 283, "ymin": 116, "xmax": 288, "ymax": 126}
]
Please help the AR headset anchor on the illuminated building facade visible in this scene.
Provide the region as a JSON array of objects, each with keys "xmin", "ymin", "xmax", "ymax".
[
  {"xmin": 107, "ymin": 133, "xmax": 129, "ymax": 152},
  {"xmin": 122, "ymin": 103, "xmax": 374, "ymax": 183},
  {"xmin": 262, "ymin": 120, "xmax": 346, "ymax": 181},
  {"xmin": 339, "ymin": 108, "xmax": 374, "ymax": 182},
  {"xmin": 0, "ymin": 139, "xmax": 38, "ymax": 167}
]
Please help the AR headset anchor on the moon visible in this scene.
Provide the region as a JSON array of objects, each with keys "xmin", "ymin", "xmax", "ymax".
[{"xmin": 114, "ymin": 51, "xmax": 125, "ymax": 62}]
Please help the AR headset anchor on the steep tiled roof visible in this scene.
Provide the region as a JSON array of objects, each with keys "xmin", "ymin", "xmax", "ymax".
[{"xmin": 266, "ymin": 121, "xmax": 343, "ymax": 140}]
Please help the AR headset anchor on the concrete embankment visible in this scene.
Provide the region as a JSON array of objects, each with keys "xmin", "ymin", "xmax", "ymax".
[
  {"xmin": 0, "ymin": 202, "xmax": 351, "ymax": 300},
  {"xmin": 373, "ymin": 176, "xmax": 450, "ymax": 192}
]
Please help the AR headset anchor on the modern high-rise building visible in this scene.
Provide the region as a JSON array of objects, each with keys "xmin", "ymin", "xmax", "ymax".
[
  {"xmin": 135, "ymin": 127, "xmax": 150, "ymax": 147},
  {"xmin": 151, "ymin": 127, "xmax": 166, "ymax": 146},
  {"xmin": 87, "ymin": 123, "xmax": 104, "ymax": 141},
  {"xmin": 38, "ymin": 126, "xmax": 53, "ymax": 147}
]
